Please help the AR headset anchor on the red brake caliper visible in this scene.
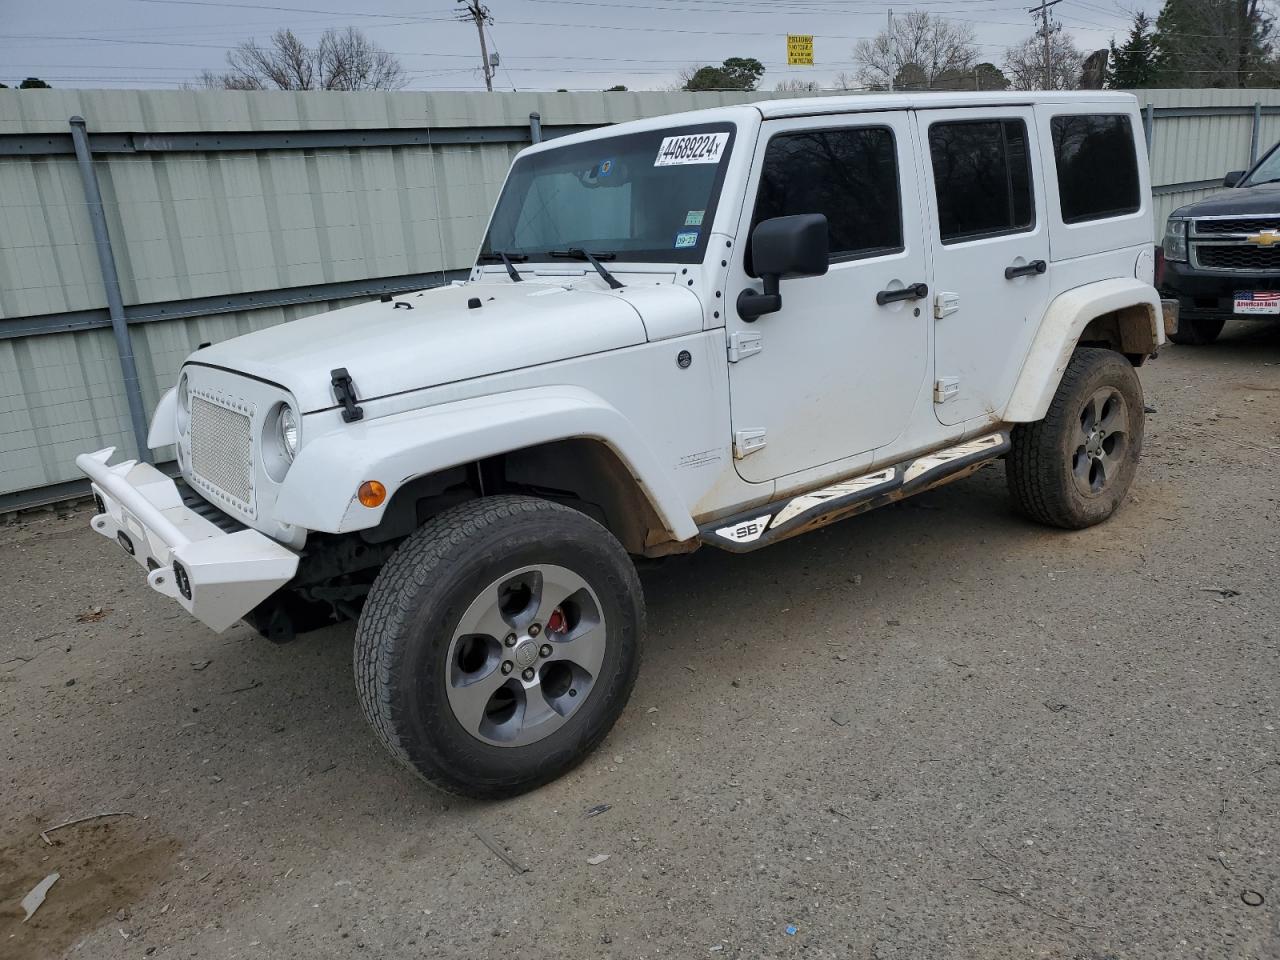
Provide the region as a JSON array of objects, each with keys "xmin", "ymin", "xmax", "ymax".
[{"xmin": 546, "ymin": 607, "xmax": 567, "ymax": 635}]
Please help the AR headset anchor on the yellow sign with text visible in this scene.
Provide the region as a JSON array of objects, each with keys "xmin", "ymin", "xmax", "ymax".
[{"xmin": 787, "ymin": 34, "xmax": 814, "ymax": 66}]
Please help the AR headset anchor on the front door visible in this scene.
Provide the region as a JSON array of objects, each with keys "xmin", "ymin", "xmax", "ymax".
[
  {"xmin": 725, "ymin": 113, "xmax": 929, "ymax": 484},
  {"xmin": 915, "ymin": 107, "xmax": 1052, "ymax": 426}
]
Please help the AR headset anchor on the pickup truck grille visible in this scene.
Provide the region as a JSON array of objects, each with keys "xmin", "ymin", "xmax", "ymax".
[
  {"xmin": 189, "ymin": 394, "xmax": 255, "ymax": 515},
  {"xmin": 1194, "ymin": 244, "xmax": 1280, "ymax": 272},
  {"xmin": 1192, "ymin": 216, "xmax": 1280, "ymax": 235}
]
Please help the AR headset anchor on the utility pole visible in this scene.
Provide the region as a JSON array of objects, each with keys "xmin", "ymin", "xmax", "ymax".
[
  {"xmin": 887, "ymin": 8, "xmax": 895, "ymax": 92},
  {"xmin": 1028, "ymin": 0, "xmax": 1062, "ymax": 90},
  {"xmin": 457, "ymin": 0, "xmax": 496, "ymax": 92}
]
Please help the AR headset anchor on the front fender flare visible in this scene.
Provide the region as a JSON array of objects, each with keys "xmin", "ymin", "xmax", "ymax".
[
  {"xmin": 274, "ymin": 385, "xmax": 698, "ymax": 542},
  {"xmin": 148, "ymin": 387, "xmax": 178, "ymax": 449},
  {"xmin": 1004, "ymin": 278, "xmax": 1162, "ymax": 423}
]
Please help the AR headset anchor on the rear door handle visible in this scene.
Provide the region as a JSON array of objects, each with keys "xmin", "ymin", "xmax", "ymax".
[
  {"xmin": 876, "ymin": 282, "xmax": 929, "ymax": 305},
  {"xmin": 1004, "ymin": 259, "xmax": 1047, "ymax": 280}
]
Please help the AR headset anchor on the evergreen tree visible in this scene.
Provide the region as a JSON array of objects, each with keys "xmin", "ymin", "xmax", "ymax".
[
  {"xmin": 1153, "ymin": 0, "xmax": 1272, "ymax": 88},
  {"xmin": 1106, "ymin": 11, "xmax": 1157, "ymax": 88}
]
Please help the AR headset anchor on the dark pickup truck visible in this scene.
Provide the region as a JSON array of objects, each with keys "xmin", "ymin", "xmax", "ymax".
[{"xmin": 1160, "ymin": 143, "xmax": 1280, "ymax": 344}]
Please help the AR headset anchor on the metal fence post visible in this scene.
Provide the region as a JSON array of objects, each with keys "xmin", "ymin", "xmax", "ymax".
[
  {"xmin": 1251, "ymin": 101, "xmax": 1262, "ymax": 164},
  {"xmin": 1143, "ymin": 103, "xmax": 1154, "ymax": 153},
  {"xmin": 68, "ymin": 116, "xmax": 151, "ymax": 463},
  {"xmin": 529, "ymin": 112, "xmax": 542, "ymax": 144}
]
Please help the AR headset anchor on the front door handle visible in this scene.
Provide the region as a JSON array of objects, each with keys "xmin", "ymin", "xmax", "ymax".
[
  {"xmin": 1004, "ymin": 259, "xmax": 1047, "ymax": 280},
  {"xmin": 876, "ymin": 282, "xmax": 929, "ymax": 305}
]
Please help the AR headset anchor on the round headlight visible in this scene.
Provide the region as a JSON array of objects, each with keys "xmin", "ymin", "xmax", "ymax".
[
  {"xmin": 278, "ymin": 405, "xmax": 299, "ymax": 461},
  {"xmin": 176, "ymin": 373, "xmax": 191, "ymax": 434}
]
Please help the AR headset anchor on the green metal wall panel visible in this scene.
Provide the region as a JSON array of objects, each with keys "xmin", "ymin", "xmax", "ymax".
[{"xmin": 3, "ymin": 87, "xmax": 1280, "ymax": 502}]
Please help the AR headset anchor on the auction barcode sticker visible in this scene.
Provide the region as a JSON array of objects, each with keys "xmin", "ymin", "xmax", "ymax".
[{"xmin": 655, "ymin": 132, "xmax": 730, "ymax": 167}]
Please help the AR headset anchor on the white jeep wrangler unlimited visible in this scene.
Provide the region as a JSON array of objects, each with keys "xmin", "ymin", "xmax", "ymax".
[{"xmin": 80, "ymin": 92, "xmax": 1167, "ymax": 798}]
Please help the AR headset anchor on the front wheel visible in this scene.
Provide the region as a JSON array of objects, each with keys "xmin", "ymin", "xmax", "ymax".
[
  {"xmin": 1006, "ymin": 347, "xmax": 1145, "ymax": 530},
  {"xmin": 354, "ymin": 496, "xmax": 643, "ymax": 798}
]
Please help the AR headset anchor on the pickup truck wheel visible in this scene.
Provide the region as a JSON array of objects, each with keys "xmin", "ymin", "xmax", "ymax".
[
  {"xmin": 1168, "ymin": 315, "xmax": 1225, "ymax": 345},
  {"xmin": 1007, "ymin": 347, "xmax": 1144, "ymax": 530},
  {"xmin": 354, "ymin": 495, "xmax": 643, "ymax": 798}
]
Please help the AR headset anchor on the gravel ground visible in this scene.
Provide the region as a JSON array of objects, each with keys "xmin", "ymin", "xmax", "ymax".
[{"xmin": 3, "ymin": 322, "xmax": 1278, "ymax": 960}]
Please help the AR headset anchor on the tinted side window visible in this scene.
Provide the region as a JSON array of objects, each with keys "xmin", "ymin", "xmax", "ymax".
[
  {"xmin": 1051, "ymin": 114, "xmax": 1140, "ymax": 223},
  {"xmin": 750, "ymin": 127, "xmax": 902, "ymax": 268},
  {"xmin": 928, "ymin": 119, "xmax": 1033, "ymax": 243}
]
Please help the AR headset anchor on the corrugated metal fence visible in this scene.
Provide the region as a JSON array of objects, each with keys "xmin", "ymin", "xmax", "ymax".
[{"xmin": 3, "ymin": 87, "xmax": 1279, "ymax": 508}]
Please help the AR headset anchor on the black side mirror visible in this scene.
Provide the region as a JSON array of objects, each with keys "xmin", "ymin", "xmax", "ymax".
[
  {"xmin": 1224, "ymin": 170, "xmax": 1246, "ymax": 187},
  {"xmin": 737, "ymin": 214, "xmax": 829, "ymax": 322}
]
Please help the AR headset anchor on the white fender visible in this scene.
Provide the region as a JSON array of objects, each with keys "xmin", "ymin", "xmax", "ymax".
[
  {"xmin": 274, "ymin": 385, "xmax": 699, "ymax": 541},
  {"xmin": 1003, "ymin": 278, "xmax": 1163, "ymax": 423},
  {"xmin": 147, "ymin": 387, "xmax": 178, "ymax": 449}
]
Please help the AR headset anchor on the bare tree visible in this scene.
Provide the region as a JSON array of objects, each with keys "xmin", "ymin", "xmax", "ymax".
[
  {"xmin": 775, "ymin": 78, "xmax": 823, "ymax": 92},
  {"xmin": 198, "ymin": 28, "xmax": 406, "ymax": 91},
  {"xmin": 853, "ymin": 11, "xmax": 978, "ymax": 90},
  {"xmin": 1004, "ymin": 24, "xmax": 1085, "ymax": 90}
]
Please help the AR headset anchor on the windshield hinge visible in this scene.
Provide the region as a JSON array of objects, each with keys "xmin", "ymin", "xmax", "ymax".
[
  {"xmin": 330, "ymin": 367, "xmax": 364, "ymax": 423},
  {"xmin": 727, "ymin": 331, "xmax": 763, "ymax": 363}
]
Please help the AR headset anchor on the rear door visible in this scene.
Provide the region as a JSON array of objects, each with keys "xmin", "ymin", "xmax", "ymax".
[{"xmin": 916, "ymin": 107, "xmax": 1051, "ymax": 426}]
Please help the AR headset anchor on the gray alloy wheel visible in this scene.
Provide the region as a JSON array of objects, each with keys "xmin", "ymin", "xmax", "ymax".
[
  {"xmin": 445, "ymin": 564, "xmax": 608, "ymax": 748},
  {"xmin": 1070, "ymin": 387, "xmax": 1131, "ymax": 498}
]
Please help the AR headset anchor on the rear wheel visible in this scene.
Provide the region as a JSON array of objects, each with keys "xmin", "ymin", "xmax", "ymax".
[
  {"xmin": 1007, "ymin": 347, "xmax": 1145, "ymax": 530},
  {"xmin": 1168, "ymin": 314, "xmax": 1225, "ymax": 345},
  {"xmin": 354, "ymin": 495, "xmax": 643, "ymax": 798}
]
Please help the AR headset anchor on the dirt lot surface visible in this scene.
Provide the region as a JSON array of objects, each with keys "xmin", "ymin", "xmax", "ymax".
[{"xmin": 3, "ymin": 323, "xmax": 1278, "ymax": 960}]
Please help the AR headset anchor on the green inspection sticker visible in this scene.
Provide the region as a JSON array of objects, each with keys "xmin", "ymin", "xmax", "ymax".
[{"xmin": 685, "ymin": 209, "xmax": 705, "ymax": 226}]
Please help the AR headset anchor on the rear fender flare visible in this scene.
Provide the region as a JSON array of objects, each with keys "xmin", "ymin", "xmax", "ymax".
[{"xmin": 1004, "ymin": 278, "xmax": 1162, "ymax": 423}]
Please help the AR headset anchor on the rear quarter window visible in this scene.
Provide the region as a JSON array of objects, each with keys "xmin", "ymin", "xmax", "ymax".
[{"xmin": 1051, "ymin": 114, "xmax": 1141, "ymax": 224}]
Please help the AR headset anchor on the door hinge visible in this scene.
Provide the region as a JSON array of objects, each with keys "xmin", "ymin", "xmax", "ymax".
[
  {"xmin": 933, "ymin": 377, "xmax": 960, "ymax": 404},
  {"xmin": 727, "ymin": 331, "xmax": 763, "ymax": 363},
  {"xmin": 934, "ymin": 291, "xmax": 961, "ymax": 319},
  {"xmin": 733, "ymin": 428, "xmax": 767, "ymax": 459}
]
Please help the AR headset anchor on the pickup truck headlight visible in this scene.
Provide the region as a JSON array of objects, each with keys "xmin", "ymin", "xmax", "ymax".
[
  {"xmin": 176, "ymin": 372, "xmax": 191, "ymax": 434},
  {"xmin": 1163, "ymin": 218, "xmax": 1188, "ymax": 263}
]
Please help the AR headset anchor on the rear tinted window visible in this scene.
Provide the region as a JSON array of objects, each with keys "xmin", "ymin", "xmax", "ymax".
[
  {"xmin": 750, "ymin": 126, "xmax": 902, "ymax": 268},
  {"xmin": 1051, "ymin": 114, "xmax": 1141, "ymax": 223},
  {"xmin": 928, "ymin": 119, "xmax": 1034, "ymax": 243}
]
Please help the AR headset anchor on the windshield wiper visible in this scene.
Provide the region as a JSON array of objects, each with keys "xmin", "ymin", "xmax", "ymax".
[
  {"xmin": 477, "ymin": 250, "xmax": 526, "ymax": 282},
  {"xmin": 550, "ymin": 248, "xmax": 625, "ymax": 290}
]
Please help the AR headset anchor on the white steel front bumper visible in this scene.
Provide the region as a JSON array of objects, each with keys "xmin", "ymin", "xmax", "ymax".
[{"xmin": 76, "ymin": 448, "xmax": 300, "ymax": 632}]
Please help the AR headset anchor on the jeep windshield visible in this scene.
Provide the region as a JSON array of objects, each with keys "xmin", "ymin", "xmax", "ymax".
[{"xmin": 481, "ymin": 123, "xmax": 736, "ymax": 265}]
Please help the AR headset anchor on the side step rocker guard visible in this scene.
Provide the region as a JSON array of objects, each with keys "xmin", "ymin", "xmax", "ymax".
[{"xmin": 700, "ymin": 432, "xmax": 1011, "ymax": 553}]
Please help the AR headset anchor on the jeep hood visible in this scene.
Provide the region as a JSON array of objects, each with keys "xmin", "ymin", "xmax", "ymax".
[
  {"xmin": 1171, "ymin": 182, "xmax": 1280, "ymax": 218},
  {"xmin": 190, "ymin": 280, "xmax": 699, "ymax": 413}
]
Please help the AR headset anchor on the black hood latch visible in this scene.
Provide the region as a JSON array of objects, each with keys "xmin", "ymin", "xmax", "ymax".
[{"xmin": 330, "ymin": 367, "xmax": 364, "ymax": 423}]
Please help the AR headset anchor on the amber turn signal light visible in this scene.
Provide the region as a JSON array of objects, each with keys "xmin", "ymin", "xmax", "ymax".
[{"xmin": 357, "ymin": 480, "xmax": 387, "ymax": 508}]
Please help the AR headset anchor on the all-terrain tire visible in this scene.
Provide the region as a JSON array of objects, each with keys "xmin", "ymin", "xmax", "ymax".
[
  {"xmin": 1007, "ymin": 347, "xmax": 1145, "ymax": 530},
  {"xmin": 354, "ymin": 495, "xmax": 643, "ymax": 799},
  {"xmin": 1168, "ymin": 314, "xmax": 1225, "ymax": 346}
]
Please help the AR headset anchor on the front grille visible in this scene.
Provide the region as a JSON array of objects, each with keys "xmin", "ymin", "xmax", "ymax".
[
  {"xmin": 189, "ymin": 394, "xmax": 255, "ymax": 514},
  {"xmin": 1194, "ymin": 244, "xmax": 1280, "ymax": 272},
  {"xmin": 1193, "ymin": 217, "xmax": 1280, "ymax": 235}
]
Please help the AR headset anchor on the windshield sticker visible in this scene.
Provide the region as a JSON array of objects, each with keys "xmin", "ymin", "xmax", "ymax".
[
  {"xmin": 598, "ymin": 158, "xmax": 615, "ymax": 177},
  {"xmin": 674, "ymin": 230, "xmax": 700, "ymax": 249},
  {"xmin": 684, "ymin": 209, "xmax": 705, "ymax": 226},
  {"xmin": 655, "ymin": 132, "xmax": 730, "ymax": 167}
]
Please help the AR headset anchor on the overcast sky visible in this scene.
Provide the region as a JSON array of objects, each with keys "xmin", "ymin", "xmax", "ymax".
[{"xmin": 2, "ymin": 0, "xmax": 1158, "ymax": 92}]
